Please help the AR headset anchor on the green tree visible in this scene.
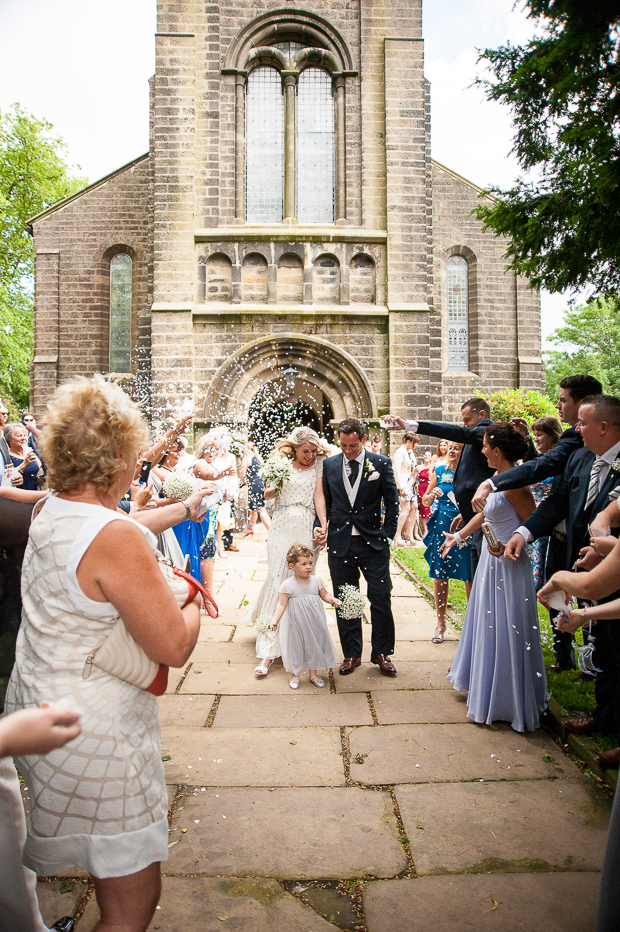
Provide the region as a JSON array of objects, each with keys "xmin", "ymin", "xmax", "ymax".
[
  {"xmin": 474, "ymin": 1, "xmax": 620, "ymax": 294},
  {"xmin": 544, "ymin": 295, "xmax": 620, "ymax": 399},
  {"xmin": 483, "ymin": 388, "xmax": 558, "ymax": 425},
  {"xmin": 0, "ymin": 104, "xmax": 86, "ymax": 406}
]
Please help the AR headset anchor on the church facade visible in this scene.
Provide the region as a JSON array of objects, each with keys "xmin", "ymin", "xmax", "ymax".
[{"xmin": 28, "ymin": 0, "xmax": 543, "ymax": 443}]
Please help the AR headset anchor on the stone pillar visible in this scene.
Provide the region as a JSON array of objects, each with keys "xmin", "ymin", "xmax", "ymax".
[
  {"xmin": 234, "ymin": 73, "xmax": 247, "ymax": 223},
  {"xmin": 282, "ymin": 72, "xmax": 298, "ymax": 222},
  {"xmin": 333, "ymin": 75, "xmax": 347, "ymax": 223}
]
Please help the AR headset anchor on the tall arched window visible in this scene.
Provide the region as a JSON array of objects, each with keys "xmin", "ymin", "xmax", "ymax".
[
  {"xmin": 297, "ymin": 68, "xmax": 334, "ymax": 222},
  {"xmin": 110, "ymin": 254, "xmax": 132, "ymax": 373},
  {"xmin": 246, "ymin": 67, "xmax": 284, "ymax": 222},
  {"xmin": 446, "ymin": 255, "xmax": 469, "ymax": 372}
]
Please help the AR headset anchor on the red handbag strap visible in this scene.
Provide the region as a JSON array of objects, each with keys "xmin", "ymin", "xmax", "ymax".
[{"xmin": 172, "ymin": 566, "xmax": 219, "ymax": 618}]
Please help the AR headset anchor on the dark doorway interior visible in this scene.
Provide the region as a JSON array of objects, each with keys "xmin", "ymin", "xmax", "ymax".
[{"xmin": 248, "ymin": 381, "xmax": 334, "ymax": 457}]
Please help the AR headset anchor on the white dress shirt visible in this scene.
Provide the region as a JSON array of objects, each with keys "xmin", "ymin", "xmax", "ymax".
[{"xmin": 344, "ymin": 449, "xmax": 366, "ymax": 536}]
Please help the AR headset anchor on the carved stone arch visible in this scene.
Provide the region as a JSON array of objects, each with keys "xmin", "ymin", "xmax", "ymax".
[
  {"xmin": 245, "ymin": 47, "xmax": 288, "ymax": 74},
  {"xmin": 224, "ymin": 9, "xmax": 354, "ymax": 73},
  {"xmin": 204, "ymin": 334, "xmax": 376, "ymax": 423},
  {"xmin": 292, "ymin": 48, "xmax": 339, "ymax": 74},
  {"xmin": 313, "ymin": 253, "xmax": 340, "ymax": 305}
]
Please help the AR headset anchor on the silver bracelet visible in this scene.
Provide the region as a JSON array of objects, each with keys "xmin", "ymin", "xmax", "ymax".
[{"xmin": 182, "ymin": 500, "xmax": 192, "ymax": 521}]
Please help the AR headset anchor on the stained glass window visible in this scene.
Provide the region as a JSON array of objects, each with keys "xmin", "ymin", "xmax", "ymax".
[
  {"xmin": 446, "ymin": 255, "xmax": 469, "ymax": 372},
  {"xmin": 110, "ymin": 254, "xmax": 132, "ymax": 373},
  {"xmin": 296, "ymin": 68, "xmax": 334, "ymax": 223},
  {"xmin": 246, "ymin": 67, "xmax": 284, "ymax": 222}
]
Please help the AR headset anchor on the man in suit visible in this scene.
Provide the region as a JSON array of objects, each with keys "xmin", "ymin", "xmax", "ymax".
[
  {"xmin": 384, "ymin": 397, "xmax": 499, "ymax": 574},
  {"xmin": 470, "ymin": 374, "xmax": 603, "ymax": 671},
  {"xmin": 505, "ymin": 395, "xmax": 620, "ymax": 767},
  {"xmin": 321, "ymin": 417, "xmax": 400, "ymax": 676}
]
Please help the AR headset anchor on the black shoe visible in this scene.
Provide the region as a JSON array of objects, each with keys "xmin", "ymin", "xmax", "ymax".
[{"xmin": 51, "ymin": 919, "xmax": 74, "ymax": 932}]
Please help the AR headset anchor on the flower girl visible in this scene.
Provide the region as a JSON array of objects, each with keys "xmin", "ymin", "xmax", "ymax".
[{"xmin": 272, "ymin": 543, "xmax": 341, "ymax": 689}]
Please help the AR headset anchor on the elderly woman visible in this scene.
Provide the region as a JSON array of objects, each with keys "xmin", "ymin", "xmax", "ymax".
[
  {"xmin": 4, "ymin": 422, "xmax": 43, "ymax": 490},
  {"xmin": 248, "ymin": 426, "xmax": 329, "ymax": 676},
  {"xmin": 5, "ymin": 376, "xmax": 201, "ymax": 932}
]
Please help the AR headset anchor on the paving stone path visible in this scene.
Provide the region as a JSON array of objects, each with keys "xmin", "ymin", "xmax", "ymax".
[{"xmin": 38, "ymin": 527, "xmax": 611, "ymax": 931}]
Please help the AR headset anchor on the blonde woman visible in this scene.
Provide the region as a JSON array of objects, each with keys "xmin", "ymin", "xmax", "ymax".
[
  {"xmin": 248, "ymin": 427, "xmax": 329, "ymax": 676},
  {"xmin": 5, "ymin": 376, "xmax": 201, "ymax": 932}
]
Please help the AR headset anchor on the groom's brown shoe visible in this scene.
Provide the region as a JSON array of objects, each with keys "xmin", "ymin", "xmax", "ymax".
[
  {"xmin": 370, "ymin": 654, "xmax": 397, "ymax": 676},
  {"xmin": 339, "ymin": 657, "xmax": 361, "ymax": 675}
]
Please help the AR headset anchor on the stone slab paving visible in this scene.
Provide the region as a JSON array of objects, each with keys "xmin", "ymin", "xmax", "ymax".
[
  {"xmin": 37, "ymin": 528, "xmax": 608, "ymax": 930},
  {"xmin": 348, "ymin": 722, "xmax": 572, "ymax": 785},
  {"xmin": 396, "ymin": 779, "xmax": 610, "ymax": 874},
  {"xmin": 38, "ymin": 880, "xmax": 89, "ymax": 926},
  {"xmin": 161, "ymin": 725, "xmax": 346, "ymax": 786},
  {"xmin": 166, "ymin": 786, "xmax": 406, "ymax": 878},
  {"xmin": 363, "ymin": 873, "xmax": 601, "ymax": 932},
  {"xmin": 213, "ymin": 692, "xmax": 374, "ymax": 728}
]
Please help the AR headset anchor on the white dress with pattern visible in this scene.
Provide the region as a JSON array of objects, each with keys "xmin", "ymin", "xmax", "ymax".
[
  {"xmin": 247, "ymin": 459, "xmax": 323, "ymax": 659},
  {"xmin": 5, "ymin": 495, "xmax": 169, "ymax": 878}
]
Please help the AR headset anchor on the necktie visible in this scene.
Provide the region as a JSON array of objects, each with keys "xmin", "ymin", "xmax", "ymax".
[
  {"xmin": 348, "ymin": 459, "xmax": 360, "ymax": 486},
  {"xmin": 585, "ymin": 457, "xmax": 605, "ymax": 511}
]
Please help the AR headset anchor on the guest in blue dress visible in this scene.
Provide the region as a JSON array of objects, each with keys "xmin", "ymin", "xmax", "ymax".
[
  {"xmin": 5, "ymin": 423, "xmax": 42, "ymax": 491},
  {"xmin": 422, "ymin": 442, "xmax": 472, "ymax": 644},
  {"xmin": 442, "ymin": 422, "xmax": 547, "ymax": 732}
]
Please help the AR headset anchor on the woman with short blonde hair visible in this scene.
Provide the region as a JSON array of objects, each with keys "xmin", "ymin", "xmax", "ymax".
[{"xmin": 6, "ymin": 375, "xmax": 201, "ymax": 932}]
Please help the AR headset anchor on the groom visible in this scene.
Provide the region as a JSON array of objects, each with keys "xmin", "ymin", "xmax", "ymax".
[{"xmin": 321, "ymin": 418, "xmax": 400, "ymax": 676}]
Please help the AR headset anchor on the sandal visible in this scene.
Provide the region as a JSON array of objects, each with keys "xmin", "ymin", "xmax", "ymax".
[
  {"xmin": 242, "ymin": 527, "xmax": 254, "ymax": 538},
  {"xmin": 255, "ymin": 659, "xmax": 273, "ymax": 677},
  {"xmin": 431, "ymin": 626, "xmax": 445, "ymax": 644}
]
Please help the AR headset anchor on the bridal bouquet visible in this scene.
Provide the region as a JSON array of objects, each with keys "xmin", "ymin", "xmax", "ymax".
[
  {"xmin": 254, "ymin": 614, "xmax": 274, "ymax": 635},
  {"xmin": 163, "ymin": 473, "xmax": 197, "ymax": 501},
  {"xmin": 338, "ymin": 585, "xmax": 367, "ymax": 621},
  {"xmin": 229, "ymin": 433, "xmax": 245, "ymax": 458},
  {"xmin": 259, "ymin": 453, "xmax": 292, "ymax": 493}
]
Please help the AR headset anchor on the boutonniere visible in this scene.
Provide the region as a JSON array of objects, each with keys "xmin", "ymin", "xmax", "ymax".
[
  {"xmin": 364, "ymin": 458, "xmax": 380, "ymax": 481},
  {"xmin": 611, "ymin": 459, "xmax": 620, "ymax": 475}
]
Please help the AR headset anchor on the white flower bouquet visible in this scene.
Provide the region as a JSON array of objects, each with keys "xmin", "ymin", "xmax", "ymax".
[
  {"xmin": 259, "ymin": 453, "xmax": 292, "ymax": 493},
  {"xmin": 163, "ymin": 473, "xmax": 197, "ymax": 501},
  {"xmin": 338, "ymin": 584, "xmax": 367, "ymax": 621},
  {"xmin": 254, "ymin": 614, "xmax": 274, "ymax": 635},
  {"xmin": 229, "ymin": 433, "xmax": 245, "ymax": 458}
]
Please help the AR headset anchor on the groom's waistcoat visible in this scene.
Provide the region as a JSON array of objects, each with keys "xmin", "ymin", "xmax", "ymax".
[{"xmin": 322, "ymin": 451, "xmax": 399, "ymax": 557}]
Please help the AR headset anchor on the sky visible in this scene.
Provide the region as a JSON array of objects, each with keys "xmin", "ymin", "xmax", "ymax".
[{"xmin": 0, "ymin": 0, "xmax": 574, "ymax": 343}]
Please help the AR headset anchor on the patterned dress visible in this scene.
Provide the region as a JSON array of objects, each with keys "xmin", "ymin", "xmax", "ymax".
[
  {"xmin": 247, "ymin": 458, "xmax": 323, "ymax": 659},
  {"xmin": 5, "ymin": 496, "xmax": 169, "ymax": 878}
]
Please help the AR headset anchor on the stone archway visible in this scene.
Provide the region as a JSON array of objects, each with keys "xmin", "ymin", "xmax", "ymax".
[{"xmin": 203, "ymin": 333, "xmax": 376, "ymax": 427}]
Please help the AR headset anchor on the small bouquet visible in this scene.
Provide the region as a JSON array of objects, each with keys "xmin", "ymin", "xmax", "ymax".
[
  {"xmin": 259, "ymin": 453, "xmax": 292, "ymax": 493},
  {"xmin": 338, "ymin": 585, "xmax": 367, "ymax": 621},
  {"xmin": 163, "ymin": 473, "xmax": 197, "ymax": 501},
  {"xmin": 229, "ymin": 433, "xmax": 245, "ymax": 458},
  {"xmin": 254, "ymin": 614, "xmax": 274, "ymax": 635}
]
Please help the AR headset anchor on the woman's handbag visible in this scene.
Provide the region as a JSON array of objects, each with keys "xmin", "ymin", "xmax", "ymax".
[{"xmin": 82, "ymin": 552, "xmax": 219, "ymax": 695}]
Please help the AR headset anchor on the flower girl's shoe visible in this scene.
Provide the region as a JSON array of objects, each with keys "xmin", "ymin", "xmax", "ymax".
[
  {"xmin": 289, "ymin": 675, "xmax": 300, "ymax": 689},
  {"xmin": 309, "ymin": 675, "xmax": 324, "ymax": 688}
]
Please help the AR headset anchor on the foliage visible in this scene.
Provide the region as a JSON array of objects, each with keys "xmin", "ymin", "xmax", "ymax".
[
  {"xmin": 544, "ymin": 295, "xmax": 620, "ymax": 399},
  {"xmin": 0, "ymin": 104, "xmax": 86, "ymax": 405},
  {"xmin": 482, "ymin": 388, "xmax": 558, "ymax": 426},
  {"xmin": 474, "ymin": 1, "xmax": 620, "ymax": 294}
]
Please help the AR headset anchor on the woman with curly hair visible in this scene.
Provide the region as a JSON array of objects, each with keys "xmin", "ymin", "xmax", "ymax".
[
  {"xmin": 442, "ymin": 422, "xmax": 547, "ymax": 732},
  {"xmin": 5, "ymin": 376, "xmax": 201, "ymax": 931}
]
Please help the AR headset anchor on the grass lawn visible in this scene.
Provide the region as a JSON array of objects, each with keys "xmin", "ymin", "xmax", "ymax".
[{"xmin": 393, "ymin": 545, "xmax": 614, "ymax": 753}]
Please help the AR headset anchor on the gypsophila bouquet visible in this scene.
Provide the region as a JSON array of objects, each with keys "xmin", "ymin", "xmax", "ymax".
[
  {"xmin": 259, "ymin": 453, "xmax": 292, "ymax": 493},
  {"xmin": 229, "ymin": 434, "xmax": 245, "ymax": 458},
  {"xmin": 163, "ymin": 473, "xmax": 197, "ymax": 501},
  {"xmin": 254, "ymin": 614, "xmax": 274, "ymax": 635},
  {"xmin": 339, "ymin": 585, "xmax": 367, "ymax": 621}
]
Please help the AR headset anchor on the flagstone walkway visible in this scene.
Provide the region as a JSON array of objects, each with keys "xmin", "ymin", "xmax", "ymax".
[{"xmin": 38, "ymin": 527, "xmax": 610, "ymax": 931}]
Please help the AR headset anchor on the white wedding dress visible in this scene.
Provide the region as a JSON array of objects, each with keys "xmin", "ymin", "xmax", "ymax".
[{"xmin": 246, "ymin": 458, "xmax": 323, "ymax": 659}]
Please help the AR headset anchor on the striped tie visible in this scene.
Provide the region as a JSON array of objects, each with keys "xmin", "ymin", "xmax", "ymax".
[{"xmin": 585, "ymin": 457, "xmax": 605, "ymax": 511}]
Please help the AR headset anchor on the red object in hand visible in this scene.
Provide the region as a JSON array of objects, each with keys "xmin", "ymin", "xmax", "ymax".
[{"xmin": 173, "ymin": 567, "xmax": 219, "ymax": 618}]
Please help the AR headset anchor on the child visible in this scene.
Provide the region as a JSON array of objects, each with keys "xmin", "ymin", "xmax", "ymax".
[{"xmin": 272, "ymin": 543, "xmax": 341, "ymax": 689}]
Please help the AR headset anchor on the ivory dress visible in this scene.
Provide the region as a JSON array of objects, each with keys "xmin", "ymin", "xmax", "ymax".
[
  {"xmin": 5, "ymin": 495, "xmax": 169, "ymax": 878},
  {"xmin": 279, "ymin": 575, "xmax": 339, "ymax": 674},
  {"xmin": 247, "ymin": 458, "xmax": 323, "ymax": 659}
]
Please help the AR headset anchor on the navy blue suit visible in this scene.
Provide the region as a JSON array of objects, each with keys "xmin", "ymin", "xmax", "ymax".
[
  {"xmin": 492, "ymin": 427, "xmax": 582, "ymax": 493},
  {"xmin": 323, "ymin": 451, "xmax": 399, "ymax": 659}
]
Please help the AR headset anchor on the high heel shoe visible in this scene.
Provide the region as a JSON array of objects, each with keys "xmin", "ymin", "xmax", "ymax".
[
  {"xmin": 242, "ymin": 527, "xmax": 254, "ymax": 537},
  {"xmin": 255, "ymin": 659, "xmax": 273, "ymax": 677},
  {"xmin": 431, "ymin": 626, "xmax": 445, "ymax": 644}
]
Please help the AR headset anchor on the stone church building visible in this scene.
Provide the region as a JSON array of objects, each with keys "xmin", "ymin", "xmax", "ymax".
[{"xmin": 28, "ymin": 0, "xmax": 543, "ymax": 445}]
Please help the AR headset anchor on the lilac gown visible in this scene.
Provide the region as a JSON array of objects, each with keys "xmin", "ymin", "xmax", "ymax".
[{"xmin": 447, "ymin": 491, "xmax": 548, "ymax": 732}]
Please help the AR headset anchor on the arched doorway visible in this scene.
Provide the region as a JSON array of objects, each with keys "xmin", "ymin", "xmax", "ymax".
[{"xmin": 247, "ymin": 379, "xmax": 335, "ymax": 457}]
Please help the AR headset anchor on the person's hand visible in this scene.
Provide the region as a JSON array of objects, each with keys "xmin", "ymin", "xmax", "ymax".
[
  {"xmin": 504, "ymin": 532, "xmax": 525, "ymax": 561},
  {"xmin": 185, "ymin": 487, "xmax": 214, "ymax": 521},
  {"xmin": 557, "ymin": 609, "xmax": 589, "ymax": 635},
  {"xmin": 382, "ymin": 415, "xmax": 407, "ymax": 431},
  {"xmin": 509, "ymin": 417, "xmax": 530, "ymax": 439},
  {"xmin": 133, "ymin": 481, "xmax": 154, "ymax": 509},
  {"xmin": 590, "ymin": 514, "xmax": 611, "ymax": 538},
  {"xmin": 10, "ymin": 469, "xmax": 23, "ymax": 487},
  {"xmin": 472, "ymin": 479, "xmax": 492, "ymax": 514},
  {"xmin": 172, "ymin": 414, "xmax": 192, "ymax": 434},
  {"xmin": 449, "ymin": 514, "xmax": 463, "ymax": 533},
  {"xmin": 0, "ymin": 705, "xmax": 82, "ymax": 758},
  {"xmin": 23, "ymin": 449, "xmax": 37, "ymax": 466},
  {"xmin": 487, "ymin": 540, "xmax": 505, "ymax": 558},
  {"xmin": 314, "ymin": 526, "xmax": 327, "ymax": 545},
  {"xmin": 590, "ymin": 535, "xmax": 616, "ymax": 557},
  {"xmin": 332, "ymin": 597, "xmax": 342, "ymax": 608},
  {"xmin": 440, "ymin": 532, "xmax": 456, "ymax": 557},
  {"xmin": 575, "ymin": 546, "xmax": 602, "ymax": 571}
]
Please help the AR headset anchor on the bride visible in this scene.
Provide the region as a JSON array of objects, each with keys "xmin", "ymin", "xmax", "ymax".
[{"xmin": 248, "ymin": 427, "xmax": 329, "ymax": 676}]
